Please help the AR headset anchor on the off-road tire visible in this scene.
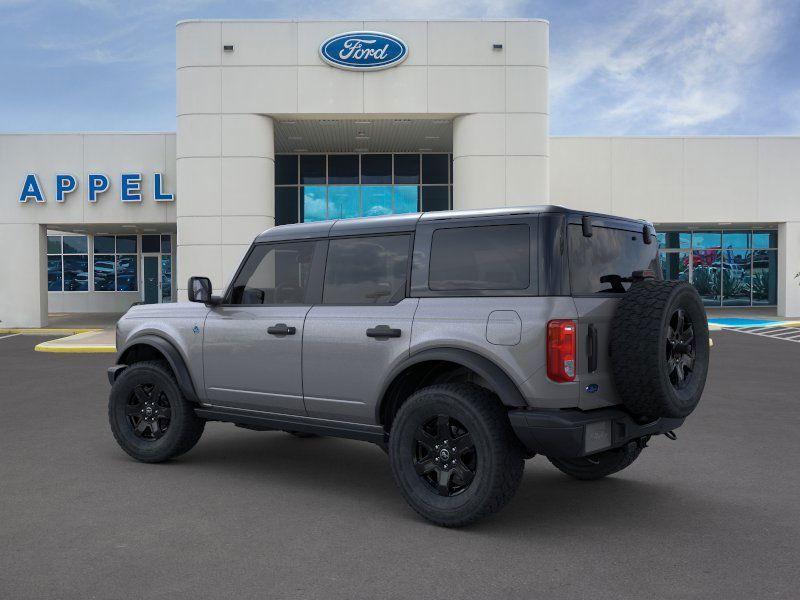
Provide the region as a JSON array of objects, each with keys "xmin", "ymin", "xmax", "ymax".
[
  {"xmin": 548, "ymin": 441, "xmax": 643, "ymax": 480},
  {"xmin": 109, "ymin": 361, "xmax": 205, "ymax": 463},
  {"xmin": 389, "ymin": 383, "xmax": 524, "ymax": 527},
  {"xmin": 610, "ymin": 279, "xmax": 709, "ymax": 418}
]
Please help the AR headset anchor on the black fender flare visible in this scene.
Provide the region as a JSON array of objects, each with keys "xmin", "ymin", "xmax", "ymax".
[
  {"xmin": 377, "ymin": 347, "xmax": 527, "ymax": 421},
  {"xmin": 115, "ymin": 334, "xmax": 200, "ymax": 403}
]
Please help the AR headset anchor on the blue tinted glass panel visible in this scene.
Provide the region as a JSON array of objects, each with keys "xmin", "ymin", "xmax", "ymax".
[
  {"xmin": 657, "ymin": 231, "xmax": 690, "ymax": 249},
  {"xmin": 394, "ymin": 186, "xmax": 419, "ymax": 214},
  {"xmin": 276, "ymin": 187, "xmax": 299, "ymax": 225},
  {"xmin": 116, "ymin": 235, "xmax": 137, "ymax": 254},
  {"xmin": 421, "ymin": 186, "xmax": 449, "ymax": 212},
  {"xmin": 161, "ymin": 235, "xmax": 171, "ymax": 254},
  {"xmin": 275, "ymin": 155, "xmax": 298, "ymax": 185},
  {"xmin": 94, "ymin": 255, "xmax": 115, "ymax": 291},
  {"xmin": 394, "ymin": 154, "xmax": 420, "ymax": 184},
  {"xmin": 62, "ymin": 235, "xmax": 87, "ymax": 254},
  {"xmin": 300, "ymin": 155, "xmax": 325, "ymax": 184},
  {"xmin": 722, "ymin": 231, "xmax": 750, "ymax": 249},
  {"xmin": 142, "ymin": 234, "xmax": 160, "ymax": 253},
  {"xmin": 47, "ymin": 256, "xmax": 62, "ymax": 291},
  {"xmin": 63, "ymin": 255, "xmax": 88, "ymax": 291},
  {"xmin": 422, "ymin": 154, "xmax": 449, "ymax": 184},
  {"xmin": 752, "ymin": 230, "xmax": 778, "ymax": 249},
  {"xmin": 660, "ymin": 251, "xmax": 690, "ymax": 282},
  {"xmin": 753, "ymin": 250, "xmax": 777, "ymax": 305},
  {"xmin": 47, "ymin": 235, "xmax": 61, "ymax": 254},
  {"xmin": 117, "ymin": 255, "xmax": 138, "ymax": 291},
  {"xmin": 691, "ymin": 250, "xmax": 721, "ymax": 306},
  {"xmin": 328, "ymin": 186, "xmax": 360, "ymax": 219},
  {"xmin": 328, "ymin": 155, "xmax": 358, "ymax": 184},
  {"xmin": 302, "ymin": 186, "xmax": 327, "ymax": 222},
  {"xmin": 361, "ymin": 154, "xmax": 391, "ymax": 184},
  {"xmin": 162, "ymin": 255, "xmax": 172, "ymax": 301},
  {"xmin": 362, "ymin": 186, "xmax": 392, "ymax": 217},
  {"xmin": 692, "ymin": 231, "xmax": 721, "ymax": 249},
  {"xmin": 94, "ymin": 235, "xmax": 114, "ymax": 253},
  {"xmin": 722, "ymin": 249, "xmax": 751, "ymax": 306}
]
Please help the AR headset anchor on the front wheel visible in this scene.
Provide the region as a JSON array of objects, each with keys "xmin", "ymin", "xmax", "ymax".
[
  {"xmin": 388, "ymin": 383, "xmax": 524, "ymax": 527},
  {"xmin": 548, "ymin": 441, "xmax": 643, "ymax": 481},
  {"xmin": 108, "ymin": 361, "xmax": 205, "ymax": 463}
]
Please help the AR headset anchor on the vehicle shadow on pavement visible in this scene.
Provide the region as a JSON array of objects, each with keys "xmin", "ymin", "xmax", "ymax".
[{"xmin": 131, "ymin": 425, "xmax": 727, "ymax": 534}]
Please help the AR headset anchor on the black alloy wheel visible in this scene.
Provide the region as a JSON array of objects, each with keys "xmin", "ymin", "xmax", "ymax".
[
  {"xmin": 127, "ymin": 383, "xmax": 172, "ymax": 440},
  {"xmin": 412, "ymin": 414, "xmax": 477, "ymax": 497},
  {"xmin": 666, "ymin": 308, "xmax": 696, "ymax": 390}
]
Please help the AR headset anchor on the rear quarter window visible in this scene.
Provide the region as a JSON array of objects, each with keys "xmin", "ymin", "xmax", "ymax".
[
  {"xmin": 428, "ymin": 224, "xmax": 530, "ymax": 291},
  {"xmin": 568, "ymin": 224, "xmax": 660, "ymax": 294}
]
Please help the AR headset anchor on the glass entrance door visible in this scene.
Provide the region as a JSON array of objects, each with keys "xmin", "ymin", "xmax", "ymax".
[{"xmin": 143, "ymin": 256, "xmax": 159, "ymax": 304}]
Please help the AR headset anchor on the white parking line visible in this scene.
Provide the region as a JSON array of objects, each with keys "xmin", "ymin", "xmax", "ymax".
[
  {"xmin": 723, "ymin": 327, "xmax": 800, "ymax": 343},
  {"xmin": 0, "ymin": 333, "xmax": 21, "ymax": 341}
]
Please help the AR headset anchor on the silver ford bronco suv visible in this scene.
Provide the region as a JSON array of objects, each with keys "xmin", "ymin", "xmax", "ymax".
[{"xmin": 108, "ymin": 206, "xmax": 709, "ymax": 527}]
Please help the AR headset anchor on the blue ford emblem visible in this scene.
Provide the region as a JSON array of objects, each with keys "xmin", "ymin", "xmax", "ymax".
[{"xmin": 319, "ymin": 31, "xmax": 408, "ymax": 71}]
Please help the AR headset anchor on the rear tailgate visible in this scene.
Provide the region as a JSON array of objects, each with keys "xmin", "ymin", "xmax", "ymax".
[{"xmin": 573, "ymin": 297, "xmax": 623, "ymax": 410}]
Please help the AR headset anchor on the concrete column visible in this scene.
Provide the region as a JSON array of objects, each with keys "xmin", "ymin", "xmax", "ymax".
[
  {"xmin": 452, "ymin": 112, "xmax": 549, "ymax": 211},
  {"xmin": 176, "ymin": 114, "xmax": 275, "ymax": 300},
  {"xmin": 0, "ymin": 224, "xmax": 47, "ymax": 327},
  {"xmin": 778, "ymin": 221, "xmax": 800, "ymax": 317}
]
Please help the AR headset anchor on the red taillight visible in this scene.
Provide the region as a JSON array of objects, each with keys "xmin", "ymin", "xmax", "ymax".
[{"xmin": 547, "ymin": 320, "xmax": 577, "ymax": 382}]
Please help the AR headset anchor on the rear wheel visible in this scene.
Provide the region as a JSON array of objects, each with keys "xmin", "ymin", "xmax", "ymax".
[
  {"xmin": 548, "ymin": 441, "xmax": 643, "ymax": 481},
  {"xmin": 389, "ymin": 383, "xmax": 524, "ymax": 527},
  {"xmin": 108, "ymin": 361, "xmax": 205, "ymax": 463}
]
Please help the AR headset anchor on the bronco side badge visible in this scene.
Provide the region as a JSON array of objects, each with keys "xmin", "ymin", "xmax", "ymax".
[
  {"xmin": 192, "ymin": 325, "xmax": 200, "ymax": 335},
  {"xmin": 585, "ymin": 384, "xmax": 599, "ymax": 393}
]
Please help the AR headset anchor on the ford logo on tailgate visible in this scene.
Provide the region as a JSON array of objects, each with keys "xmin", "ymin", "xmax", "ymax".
[{"xmin": 320, "ymin": 31, "xmax": 408, "ymax": 71}]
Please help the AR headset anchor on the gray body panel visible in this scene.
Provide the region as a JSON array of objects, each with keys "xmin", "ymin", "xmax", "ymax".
[
  {"xmin": 202, "ymin": 305, "xmax": 311, "ymax": 415},
  {"xmin": 302, "ymin": 299, "xmax": 419, "ymax": 424},
  {"xmin": 410, "ymin": 297, "xmax": 580, "ymax": 410},
  {"xmin": 115, "ymin": 302, "xmax": 210, "ymax": 400},
  {"xmin": 573, "ymin": 297, "xmax": 624, "ymax": 410}
]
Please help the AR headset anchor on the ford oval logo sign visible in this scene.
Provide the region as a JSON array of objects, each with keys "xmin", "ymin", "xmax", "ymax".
[{"xmin": 319, "ymin": 31, "xmax": 408, "ymax": 71}]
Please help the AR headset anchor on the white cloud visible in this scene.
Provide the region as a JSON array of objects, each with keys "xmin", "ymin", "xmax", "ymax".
[{"xmin": 551, "ymin": 0, "xmax": 791, "ymax": 133}]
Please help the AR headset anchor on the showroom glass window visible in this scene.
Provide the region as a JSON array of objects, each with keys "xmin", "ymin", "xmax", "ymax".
[
  {"xmin": 274, "ymin": 153, "xmax": 453, "ymax": 225},
  {"xmin": 657, "ymin": 229, "xmax": 778, "ymax": 306},
  {"xmin": 94, "ymin": 235, "xmax": 138, "ymax": 292},
  {"xmin": 47, "ymin": 235, "xmax": 88, "ymax": 292}
]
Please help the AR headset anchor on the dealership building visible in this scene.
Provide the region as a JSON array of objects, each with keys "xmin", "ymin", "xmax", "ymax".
[{"xmin": 1, "ymin": 18, "xmax": 799, "ymax": 327}]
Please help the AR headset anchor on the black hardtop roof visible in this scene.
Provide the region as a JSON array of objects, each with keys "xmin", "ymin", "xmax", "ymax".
[{"xmin": 254, "ymin": 205, "xmax": 651, "ymax": 243}]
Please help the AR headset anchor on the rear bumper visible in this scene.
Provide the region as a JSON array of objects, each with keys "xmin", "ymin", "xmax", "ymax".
[{"xmin": 508, "ymin": 406, "xmax": 684, "ymax": 458}]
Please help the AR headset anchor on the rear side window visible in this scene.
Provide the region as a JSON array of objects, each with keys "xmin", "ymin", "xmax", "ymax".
[
  {"xmin": 229, "ymin": 242, "xmax": 315, "ymax": 304},
  {"xmin": 568, "ymin": 225, "xmax": 659, "ymax": 294},
  {"xmin": 428, "ymin": 224, "xmax": 530, "ymax": 291},
  {"xmin": 323, "ymin": 235, "xmax": 410, "ymax": 304}
]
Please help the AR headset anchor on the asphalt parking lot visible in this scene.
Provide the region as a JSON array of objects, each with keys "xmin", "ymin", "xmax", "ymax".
[{"xmin": 1, "ymin": 331, "xmax": 799, "ymax": 599}]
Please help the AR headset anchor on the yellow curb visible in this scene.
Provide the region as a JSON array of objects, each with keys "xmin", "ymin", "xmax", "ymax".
[
  {"xmin": 0, "ymin": 328, "xmax": 100, "ymax": 335},
  {"xmin": 34, "ymin": 343, "xmax": 116, "ymax": 353}
]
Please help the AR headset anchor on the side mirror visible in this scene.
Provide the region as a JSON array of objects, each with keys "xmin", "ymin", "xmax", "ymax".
[{"xmin": 188, "ymin": 276, "xmax": 212, "ymax": 303}]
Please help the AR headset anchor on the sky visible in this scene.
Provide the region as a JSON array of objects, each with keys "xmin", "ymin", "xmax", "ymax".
[{"xmin": 0, "ymin": 0, "xmax": 798, "ymax": 135}]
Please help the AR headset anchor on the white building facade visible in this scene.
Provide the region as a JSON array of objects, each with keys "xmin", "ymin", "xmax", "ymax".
[{"xmin": 0, "ymin": 19, "xmax": 798, "ymax": 327}]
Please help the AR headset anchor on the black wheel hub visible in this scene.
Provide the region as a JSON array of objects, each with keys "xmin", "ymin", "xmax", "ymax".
[
  {"xmin": 412, "ymin": 414, "xmax": 477, "ymax": 497},
  {"xmin": 126, "ymin": 383, "xmax": 172, "ymax": 440},
  {"xmin": 665, "ymin": 308, "xmax": 696, "ymax": 390}
]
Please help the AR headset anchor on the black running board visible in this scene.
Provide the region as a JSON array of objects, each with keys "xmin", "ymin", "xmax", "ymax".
[{"xmin": 195, "ymin": 406, "xmax": 386, "ymax": 444}]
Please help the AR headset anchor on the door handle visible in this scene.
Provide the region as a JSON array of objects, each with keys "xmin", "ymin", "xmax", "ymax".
[
  {"xmin": 366, "ymin": 325, "xmax": 402, "ymax": 339},
  {"xmin": 267, "ymin": 323, "xmax": 296, "ymax": 336}
]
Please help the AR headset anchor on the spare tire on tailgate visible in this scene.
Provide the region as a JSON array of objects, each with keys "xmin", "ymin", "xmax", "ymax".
[{"xmin": 609, "ymin": 279, "xmax": 709, "ymax": 419}]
